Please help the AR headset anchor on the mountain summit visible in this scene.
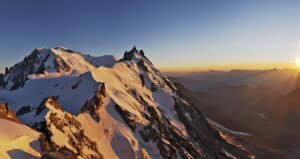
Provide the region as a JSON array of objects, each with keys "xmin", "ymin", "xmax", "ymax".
[{"xmin": 0, "ymin": 47, "xmax": 251, "ymax": 159}]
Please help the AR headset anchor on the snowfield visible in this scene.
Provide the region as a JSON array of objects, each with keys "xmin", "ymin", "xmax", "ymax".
[{"xmin": 0, "ymin": 119, "xmax": 41, "ymax": 159}]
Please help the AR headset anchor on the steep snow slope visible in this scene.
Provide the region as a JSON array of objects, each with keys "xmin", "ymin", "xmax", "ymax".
[
  {"xmin": 83, "ymin": 55, "xmax": 116, "ymax": 67},
  {"xmin": 0, "ymin": 72, "xmax": 99, "ymax": 126},
  {"xmin": 0, "ymin": 119, "xmax": 42, "ymax": 159},
  {"xmin": 0, "ymin": 46, "xmax": 252, "ymax": 159},
  {"xmin": 0, "ymin": 47, "xmax": 116, "ymax": 126}
]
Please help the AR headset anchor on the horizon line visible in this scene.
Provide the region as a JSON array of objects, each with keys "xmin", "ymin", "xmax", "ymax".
[{"xmin": 159, "ymin": 62, "xmax": 298, "ymax": 72}]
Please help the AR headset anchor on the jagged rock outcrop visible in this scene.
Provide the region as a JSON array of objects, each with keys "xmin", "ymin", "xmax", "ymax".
[
  {"xmin": 0, "ymin": 48, "xmax": 71, "ymax": 90},
  {"xmin": 80, "ymin": 84, "xmax": 106, "ymax": 122},
  {"xmin": 0, "ymin": 103, "xmax": 20, "ymax": 123},
  {"xmin": 41, "ymin": 98, "xmax": 103, "ymax": 159}
]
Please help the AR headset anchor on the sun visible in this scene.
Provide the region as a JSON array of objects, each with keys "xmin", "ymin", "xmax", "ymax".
[{"xmin": 296, "ymin": 56, "xmax": 300, "ymax": 68}]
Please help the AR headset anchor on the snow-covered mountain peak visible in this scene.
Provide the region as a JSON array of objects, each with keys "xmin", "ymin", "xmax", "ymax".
[
  {"xmin": 0, "ymin": 48, "xmax": 72, "ymax": 90},
  {"xmin": 0, "ymin": 47, "xmax": 118, "ymax": 90},
  {"xmin": 53, "ymin": 46, "xmax": 75, "ymax": 52},
  {"xmin": 0, "ymin": 47, "xmax": 252, "ymax": 159}
]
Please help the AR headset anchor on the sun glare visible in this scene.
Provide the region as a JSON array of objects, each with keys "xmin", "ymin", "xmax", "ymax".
[{"xmin": 296, "ymin": 56, "xmax": 300, "ymax": 68}]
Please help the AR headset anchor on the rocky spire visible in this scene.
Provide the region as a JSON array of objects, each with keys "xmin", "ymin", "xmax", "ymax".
[{"xmin": 0, "ymin": 103, "xmax": 20, "ymax": 123}]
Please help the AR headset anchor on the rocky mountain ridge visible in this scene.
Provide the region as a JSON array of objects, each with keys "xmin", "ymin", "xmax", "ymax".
[{"xmin": 0, "ymin": 47, "xmax": 252, "ymax": 159}]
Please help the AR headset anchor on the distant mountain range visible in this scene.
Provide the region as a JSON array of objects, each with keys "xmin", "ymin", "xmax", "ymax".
[
  {"xmin": 172, "ymin": 70, "xmax": 300, "ymax": 159},
  {"xmin": 169, "ymin": 69, "xmax": 300, "ymax": 93}
]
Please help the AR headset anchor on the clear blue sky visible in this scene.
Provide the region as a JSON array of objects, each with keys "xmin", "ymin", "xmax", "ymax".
[{"xmin": 1, "ymin": 0, "xmax": 300, "ymax": 71}]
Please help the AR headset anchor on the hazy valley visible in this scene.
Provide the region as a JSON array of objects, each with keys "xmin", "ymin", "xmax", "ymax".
[{"xmin": 170, "ymin": 70, "xmax": 300, "ymax": 158}]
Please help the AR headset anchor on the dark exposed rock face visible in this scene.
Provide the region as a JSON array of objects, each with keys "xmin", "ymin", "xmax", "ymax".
[
  {"xmin": 115, "ymin": 103, "xmax": 138, "ymax": 131},
  {"xmin": 16, "ymin": 106, "xmax": 32, "ymax": 116},
  {"xmin": 150, "ymin": 82, "xmax": 157, "ymax": 92},
  {"xmin": 5, "ymin": 67, "xmax": 9, "ymax": 74},
  {"xmin": 42, "ymin": 98, "xmax": 103, "ymax": 159},
  {"xmin": 2, "ymin": 49, "xmax": 49, "ymax": 90},
  {"xmin": 142, "ymin": 108, "xmax": 203, "ymax": 159},
  {"xmin": 71, "ymin": 80, "xmax": 81, "ymax": 89},
  {"xmin": 163, "ymin": 76, "xmax": 177, "ymax": 91},
  {"xmin": 81, "ymin": 84, "xmax": 106, "ymax": 122},
  {"xmin": 41, "ymin": 147, "xmax": 77, "ymax": 159},
  {"xmin": 119, "ymin": 87, "xmax": 251, "ymax": 158},
  {"xmin": 35, "ymin": 96, "xmax": 60, "ymax": 117},
  {"xmin": 123, "ymin": 51, "xmax": 135, "ymax": 61},
  {"xmin": 123, "ymin": 86, "xmax": 203, "ymax": 158},
  {"xmin": 138, "ymin": 60, "xmax": 149, "ymax": 72},
  {"xmin": 0, "ymin": 48, "xmax": 70, "ymax": 90},
  {"xmin": 0, "ymin": 103, "xmax": 20, "ymax": 123},
  {"xmin": 121, "ymin": 46, "xmax": 139, "ymax": 61},
  {"xmin": 139, "ymin": 74, "xmax": 145, "ymax": 86},
  {"xmin": 0, "ymin": 73, "xmax": 4, "ymax": 88}
]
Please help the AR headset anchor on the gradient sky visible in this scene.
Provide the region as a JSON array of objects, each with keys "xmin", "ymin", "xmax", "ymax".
[{"xmin": 1, "ymin": 0, "xmax": 300, "ymax": 71}]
